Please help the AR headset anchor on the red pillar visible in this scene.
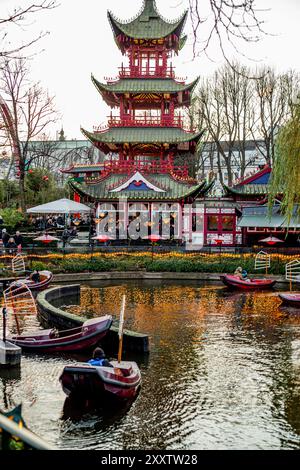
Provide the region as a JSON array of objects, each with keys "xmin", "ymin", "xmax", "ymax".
[{"xmin": 74, "ymin": 192, "xmax": 81, "ymax": 203}]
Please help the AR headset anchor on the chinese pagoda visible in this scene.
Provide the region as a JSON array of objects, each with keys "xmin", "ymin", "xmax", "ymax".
[{"xmin": 64, "ymin": 0, "xmax": 207, "ymax": 239}]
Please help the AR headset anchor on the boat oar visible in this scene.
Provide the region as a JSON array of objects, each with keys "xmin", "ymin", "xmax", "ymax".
[{"xmin": 117, "ymin": 295, "xmax": 126, "ymax": 364}]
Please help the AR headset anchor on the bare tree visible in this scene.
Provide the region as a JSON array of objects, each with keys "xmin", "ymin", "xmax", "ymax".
[
  {"xmin": 0, "ymin": 1, "xmax": 57, "ymax": 59},
  {"xmin": 192, "ymin": 63, "xmax": 300, "ymax": 183},
  {"xmin": 195, "ymin": 64, "xmax": 254, "ymax": 185},
  {"xmin": 188, "ymin": 0, "xmax": 268, "ymax": 64},
  {"xmin": 250, "ymin": 68, "xmax": 300, "ymax": 166},
  {"xmin": 27, "ymin": 139, "xmax": 101, "ymax": 186},
  {"xmin": 0, "ymin": 58, "xmax": 58, "ymax": 212}
]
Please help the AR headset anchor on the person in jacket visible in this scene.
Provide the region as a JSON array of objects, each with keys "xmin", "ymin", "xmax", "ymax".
[
  {"xmin": 14, "ymin": 231, "xmax": 23, "ymax": 247},
  {"xmin": 6, "ymin": 237, "xmax": 17, "ymax": 253},
  {"xmin": 30, "ymin": 270, "xmax": 41, "ymax": 283},
  {"xmin": 87, "ymin": 347, "xmax": 113, "ymax": 367},
  {"xmin": 2, "ymin": 228, "xmax": 10, "ymax": 247}
]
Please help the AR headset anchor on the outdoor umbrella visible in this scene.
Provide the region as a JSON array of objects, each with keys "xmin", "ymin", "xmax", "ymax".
[
  {"xmin": 90, "ymin": 235, "xmax": 113, "ymax": 260},
  {"xmin": 259, "ymin": 236, "xmax": 284, "ymax": 246},
  {"xmin": 92, "ymin": 235, "xmax": 113, "ymax": 243},
  {"xmin": 34, "ymin": 235, "xmax": 60, "ymax": 244},
  {"xmin": 27, "ymin": 198, "xmax": 91, "ymax": 214},
  {"xmin": 28, "ymin": 199, "xmax": 92, "ymax": 243}
]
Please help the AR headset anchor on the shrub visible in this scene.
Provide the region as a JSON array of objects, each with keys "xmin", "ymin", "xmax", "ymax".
[
  {"xmin": 0, "ymin": 208, "xmax": 24, "ymax": 230},
  {"xmin": 31, "ymin": 261, "xmax": 47, "ymax": 271}
]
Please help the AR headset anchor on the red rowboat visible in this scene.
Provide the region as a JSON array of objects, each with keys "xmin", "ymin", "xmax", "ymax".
[
  {"xmin": 9, "ymin": 316, "xmax": 112, "ymax": 353},
  {"xmin": 279, "ymin": 293, "xmax": 300, "ymax": 308},
  {"xmin": 59, "ymin": 361, "xmax": 141, "ymax": 400},
  {"xmin": 16, "ymin": 270, "xmax": 53, "ymax": 292},
  {"xmin": 221, "ymin": 274, "xmax": 277, "ymax": 290}
]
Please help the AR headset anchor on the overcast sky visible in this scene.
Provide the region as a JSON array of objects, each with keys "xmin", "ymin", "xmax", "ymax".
[{"xmin": 2, "ymin": 0, "xmax": 300, "ymax": 139}]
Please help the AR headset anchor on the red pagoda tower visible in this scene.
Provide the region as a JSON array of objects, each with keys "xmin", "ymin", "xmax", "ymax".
[{"xmin": 64, "ymin": 0, "xmax": 208, "ymax": 240}]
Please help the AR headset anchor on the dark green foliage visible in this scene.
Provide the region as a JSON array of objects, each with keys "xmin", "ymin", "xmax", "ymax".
[
  {"xmin": 0, "ymin": 208, "xmax": 24, "ymax": 230},
  {"xmin": 0, "ymin": 180, "xmax": 20, "ymax": 208},
  {"xmin": 269, "ymin": 103, "xmax": 300, "ymax": 222},
  {"xmin": 25, "ymin": 169, "xmax": 66, "ymax": 206}
]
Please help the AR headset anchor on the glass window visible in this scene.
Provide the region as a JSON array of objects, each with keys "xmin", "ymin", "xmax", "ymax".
[
  {"xmin": 207, "ymin": 215, "xmax": 218, "ymax": 231},
  {"xmin": 222, "ymin": 216, "xmax": 234, "ymax": 232}
]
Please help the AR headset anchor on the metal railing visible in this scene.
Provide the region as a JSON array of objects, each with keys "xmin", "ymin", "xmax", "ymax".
[
  {"xmin": 106, "ymin": 115, "xmax": 186, "ymax": 129},
  {"xmin": 118, "ymin": 66, "xmax": 186, "ymax": 82},
  {"xmin": 83, "ymin": 160, "xmax": 190, "ymax": 180},
  {"xmin": 104, "ymin": 67, "xmax": 187, "ymax": 82},
  {"xmin": 94, "ymin": 116, "xmax": 195, "ymax": 134}
]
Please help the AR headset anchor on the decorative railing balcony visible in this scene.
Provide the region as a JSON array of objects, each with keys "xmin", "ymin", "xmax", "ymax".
[
  {"xmin": 104, "ymin": 67, "xmax": 186, "ymax": 83},
  {"xmin": 110, "ymin": 115, "xmax": 184, "ymax": 128},
  {"xmin": 94, "ymin": 115, "xmax": 195, "ymax": 133},
  {"xmin": 84, "ymin": 160, "xmax": 191, "ymax": 182}
]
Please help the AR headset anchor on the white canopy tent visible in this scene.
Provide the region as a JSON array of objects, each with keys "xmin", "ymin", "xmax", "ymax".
[{"xmin": 27, "ymin": 198, "xmax": 91, "ymax": 214}]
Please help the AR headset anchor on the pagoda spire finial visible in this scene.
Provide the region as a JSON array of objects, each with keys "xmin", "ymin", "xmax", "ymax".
[{"xmin": 142, "ymin": 0, "xmax": 158, "ymax": 19}]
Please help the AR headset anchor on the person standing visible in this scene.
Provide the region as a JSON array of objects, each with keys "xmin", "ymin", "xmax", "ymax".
[
  {"xmin": 2, "ymin": 228, "xmax": 10, "ymax": 247},
  {"xmin": 14, "ymin": 231, "xmax": 24, "ymax": 248}
]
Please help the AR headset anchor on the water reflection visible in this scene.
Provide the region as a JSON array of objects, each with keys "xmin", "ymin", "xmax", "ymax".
[{"xmin": 1, "ymin": 280, "xmax": 300, "ymax": 449}]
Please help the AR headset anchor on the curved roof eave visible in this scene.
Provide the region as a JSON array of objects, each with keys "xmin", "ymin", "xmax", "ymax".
[
  {"xmin": 81, "ymin": 127, "xmax": 205, "ymax": 145},
  {"xmin": 107, "ymin": 9, "xmax": 188, "ymax": 41},
  {"xmin": 91, "ymin": 75, "xmax": 200, "ymax": 96},
  {"xmin": 179, "ymin": 35, "xmax": 188, "ymax": 51}
]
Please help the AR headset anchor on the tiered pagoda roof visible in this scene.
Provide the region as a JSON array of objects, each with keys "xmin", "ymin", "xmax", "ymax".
[
  {"xmin": 108, "ymin": 0, "xmax": 187, "ymax": 51},
  {"xmin": 81, "ymin": 127, "xmax": 204, "ymax": 154},
  {"xmin": 62, "ymin": 163, "xmax": 105, "ymax": 175},
  {"xmin": 69, "ymin": 0, "xmax": 205, "ymax": 208},
  {"xmin": 224, "ymin": 166, "xmax": 272, "ymax": 197},
  {"xmin": 70, "ymin": 172, "xmax": 210, "ymax": 202},
  {"xmin": 92, "ymin": 75, "xmax": 199, "ymax": 108}
]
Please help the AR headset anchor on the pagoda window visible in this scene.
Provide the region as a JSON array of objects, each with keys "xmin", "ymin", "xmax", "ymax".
[
  {"xmin": 141, "ymin": 53, "xmax": 148, "ymax": 72},
  {"xmin": 207, "ymin": 215, "xmax": 218, "ymax": 231},
  {"xmin": 149, "ymin": 53, "xmax": 156, "ymax": 70},
  {"xmin": 222, "ymin": 216, "xmax": 234, "ymax": 232}
]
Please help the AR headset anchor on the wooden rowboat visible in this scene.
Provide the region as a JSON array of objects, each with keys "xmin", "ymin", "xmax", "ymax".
[
  {"xmin": 221, "ymin": 274, "xmax": 277, "ymax": 290},
  {"xmin": 16, "ymin": 270, "xmax": 53, "ymax": 292},
  {"xmin": 279, "ymin": 293, "xmax": 300, "ymax": 308},
  {"xmin": 9, "ymin": 316, "xmax": 112, "ymax": 353},
  {"xmin": 59, "ymin": 361, "xmax": 141, "ymax": 400}
]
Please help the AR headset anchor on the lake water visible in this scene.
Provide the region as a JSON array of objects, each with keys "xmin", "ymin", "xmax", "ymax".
[{"xmin": 1, "ymin": 280, "xmax": 300, "ymax": 450}]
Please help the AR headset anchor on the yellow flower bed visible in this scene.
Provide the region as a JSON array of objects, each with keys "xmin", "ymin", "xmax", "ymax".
[{"xmin": 0, "ymin": 252, "xmax": 299, "ymax": 263}]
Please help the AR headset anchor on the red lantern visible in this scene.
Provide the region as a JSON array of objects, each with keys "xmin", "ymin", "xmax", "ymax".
[
  {"xmin": 28, "ymin": 169, "xmax": 33, "ymax": 174},
  {"xmin": 43, "ymin": 175, "xmax": 49, "ymax": 181}
]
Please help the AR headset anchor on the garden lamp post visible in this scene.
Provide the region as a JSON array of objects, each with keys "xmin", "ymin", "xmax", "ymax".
[
  {"xmin": 143, "ymin": 234, "xmax": 162, "ymax": 260},
  {"xmin": 91, "ymin": 235, "xmax": 113, "ymax": 261},
  {"xmin": 214, "ymin": 236, "xmax": 224, "ymax": 259}
]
